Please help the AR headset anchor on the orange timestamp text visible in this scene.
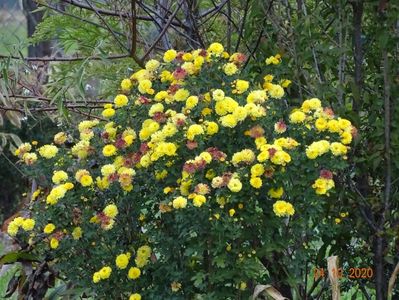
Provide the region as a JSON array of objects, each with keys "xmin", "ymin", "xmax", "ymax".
[{"xmin": 313, "ymin": 267, "xmax": 374, "ymax": 280}]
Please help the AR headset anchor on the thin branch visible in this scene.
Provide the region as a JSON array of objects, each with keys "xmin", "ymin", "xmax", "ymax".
[
  {"xmin": 242, "ymin": 0, "xmax": 275, "ymax": 69},
  {"xmin": 181, "ymin": 0, "xmax": 204, "ymax": 48},
  {"xmin": 307, "ymin": 276, "xmax": 322, "ymax": 298},
  {"xmin": 0, "ymin": 54, "xmax": 129, "ymax": 62},
  {"xmin": 337, "ymin": 0, "xmax": 345, "ymax": 106},
  {"xmin": 382, "ymin": 50, "xmax": 391, "ymax": 225},
  {"xmin": 141, "ymin": 1, "xmax": 183, "ymax": 61},
  {"xmin": 1, "ymin": 152, "xmax": 26, "ymax": 177},
  {"xmin": 226, "ymin": 0, "xmax": 232, "ymax": 52},
  {"xmin": 131, "ymin": 0, "xmax": 137, "ymax": 57},
  {"xmin": 199, "ymin": 0, "xmax": 229, "ymax": 18},
  {"xmin": 235, "ymin": 0, "xmax": 251, "ymax": 52},
  {"xmin": 33, "ymin": 0, "xmax": 125, "ymax": 36},
  {"xmin": 0, "ymin": 105, "xmax": 104, "ymax": 113},
  {"xmin": 359, "ymin": 282, "xmax": 372, "ymax": 300},
  {"xmin": 351, "ymin": 0, "xmax": 364, "ymax": 112},
  {"xmin": 84, "ymin": 0, "xmax": 129, "ymax": 52},
  {"xmin": 200, "ymin": 0, "xmax": 229, "ymax": 25},
  {"xmin": 70, "ymin": 108, "xmax": 106, "ymax": 121},
  {"xmin": 349, "ymin": 180, "xmax": 378, "ymax": 231},
  {"xmin": 8, "ymin": 94, "xmax": 111, "ymax": 104},
  {"xmin": 205, "ymin": 0, "xmax": 254, "ymax": 57},
  {"xmin": 60, "ymin": 0, "xmax": 184, "ymax": 27},
  {"xmin": 301, "ymin": 1, "xmax": 325, "ymax": 83},
  {"xmin": 157, "ymin": 1, "xmax": 187, "ymax": 28},
  {"xmin": 139, "ymin": 2, "xmax": 199, "ymax": 48},
  {"xmin": 130, "ymin": 0, "xmax": 144, "ymax": 67}
]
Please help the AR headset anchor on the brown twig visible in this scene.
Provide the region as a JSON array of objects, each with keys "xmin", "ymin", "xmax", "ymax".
[
  {"xmin": 138, "ymin": 2, "xmax": 199, "ymax": 48},
  {"xmin": 8, "ymin": 94, "xmax": 111, "ymax": 104},
  {"xmin": 70, "ymin": 108, "xmax": 106, "ymax": 121},
  {"xmin": 199, "ymin": 0, "xmax": 229, "ymax": 18},
  {"xmin": 0, "ymin": 54, "xmax": 129, "ymax": 62},
  {"xmin": 33, "ymin": 0, "xmax": 125, "ymax": 36},
  {"xmin": 235, "ymin": 0, "xmax": 251, "ymax": 52},
  {"xmin": 84, "ymin": 0, "xmax": 129, "ymax": 52},
  {"xmin": 226, "ymin": 0, "xmax": 232, "ymax": 52},
  {"xmin": 60, "ymin": 0, "xmax": 184, "ymax": 27},
  {"xmin": 205, "ymin": 0, "xmax": 254, "ymax": 56},
  {"xmin": 131, "ymin": 0, "xmax": 138, "ymax": 57},
  {"xmin": 141, "ymin": 1, "xmax": 183, "ymax": 61},
  {"xmin": 0, "ymin": 105, "xmax": 104, "ymax": 113},
  {"xmin": 129, "ymin": 0, "xmax": 144, "ymax": 67}
]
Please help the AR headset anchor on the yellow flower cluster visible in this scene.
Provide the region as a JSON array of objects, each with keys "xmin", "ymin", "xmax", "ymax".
[
  {"xmin": 5, "ymin": 44, "xmax": 357, "ymax": 298},
  {"xmin": 128, "ymin": 266, "xmax": 141, "ymax": 280},
  {"xmin": 52, "ymin": 170, "xmax": 68, "ymax": 184},
  {"xmin": 103, "ymin": 204, "xmax": 118, "ymax": 218},
  {"xmin": 312, "ymin": 177, "xmax": 335, "ymax": 195},
  {"xmin": 273, "ymin": 200, "xmax": 295, "ymax": 217},
  {"xmin": 265, "ymin": 54, "xmax": 281, "ymax": 65},
  {"xmin": 54, "ymin": 132, "xmax": 67, "ymax": 144},
  {"xmin": 93, "ymin": 266, "xmax": 112, "ymax": 283},
  {"xmin": 38, "ymin": 144, "xmax": 58, "ymax": 159},
  {"xmin": 129, "ymin": 293, "xmax": 142, "ymax": 300},
  {"xmin": 172, "ymin": 196, "xmax": 187, "ymax": 209},
  {"xmin": 75, "ymin": 169, "xmax": 93, "ymax": 187},
  {"xmin": 231, "ymin": 149, "xmax": 255, "ymax": 166},
  {"xmin": 43, "ymin": 223, "xmax": 56, "ymax": 234},
  {"xmin": 7, "ymin": 217, "xmax": 35, "ymax": 237},
  {"xmin": 46, "ymin": 182, "xmax": 73, "ymax": 205},
  {"xmin": 135, "ymin": 245, "xmax": 152, "ymax": 268},
  {"xmin": 116, "ymin": 252, "xmax": 131, "ymax": 269},
  {"xmin": 14, "ymin": 142, "xmax": 38, "ymax": 165}
]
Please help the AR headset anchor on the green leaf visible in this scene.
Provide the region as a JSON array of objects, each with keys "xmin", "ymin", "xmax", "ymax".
[{"xmin": 0, "ymin": 251, "xmax": 39, "ymax": 266}]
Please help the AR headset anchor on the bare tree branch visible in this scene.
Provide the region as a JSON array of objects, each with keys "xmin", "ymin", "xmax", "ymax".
[
  {"xmin": 141, "ymin": 1, "xmax": 183, "ymax": 61},
  {"xmin": 0, "ymin": 104, "xmax": 103, "ymax": 113},
  {"xmin": 8, "ymin": 94, "xmax": 111, "ymax": 104},
  {"xmin": 84, "ymin": 0, "xmax": 129, "ymax": 52},
  {"xmin": 235, "ymin": 0, "xmax": 251, "ymax": 52},
  {"xmin": 130, "ymin": 0, "xmax": 144, "ymax": 67},
  {"xmin": 60, "ymin": 0, "xmax": 184, "ymax": 27},
  {"xmin": 33, "ymin": 0, "xmax": 125, "ymax": 36},
  {"xmin": 226, "ymin": 0, "xmax": 232, "ymax": 52},
  {"xmin": 0, "ymin": 54, "xmax": 129, "ymax": 62},
  {"xmin": 199, "ymin": 0, "xmax": 229, "ymax": 18}
]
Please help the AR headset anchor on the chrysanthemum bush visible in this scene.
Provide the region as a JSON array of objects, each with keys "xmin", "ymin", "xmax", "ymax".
[{"xmin": 7, "ymin": 43, "xmax": 355, "ymax": 299}]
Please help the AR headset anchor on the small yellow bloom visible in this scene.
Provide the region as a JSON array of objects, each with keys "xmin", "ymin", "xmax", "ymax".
[
  {"xmin": 22, "ymin": 218, "xmax": 35, "ymax": 231},
  {"xmin": 172, "ymin": 196, "xmax": 187, "ymax": 209},
  {"xmin": 163, "ymin": 49, "xmax": 177, "ymax": 62},
  {"xmin": 121, "ymin": 79, "xmax": 132, "ymax": 91},
  {"xmin": 128, "ymin": 267, "xmax": 141, "ymax": 279},
  {"xmin": 171, "ymin": 281, "xmax": 182, "ymax": 292},
  {"xmin": 114, "ymin": 94, "xmax": 129, "ymax": 107},
  {"xmin": 50, "ymin": 238, "xmax": 59, "ymax": 249},
  {"xmin": 129, "ymin": 293, "xmax": 141, "ymax": 300},
  {"xmin": 273, "ymin": 200, "xmax": 295, "ymax": 217},
  {"xmin": 103, "ymin": 144, "xmax": 117, "ymax": 157},
  {"xmin": 115, "ymin": 253, "xmax": 130, "ymax": 269},
  {"xmin": 99, "ymin": 266, "xmax": 112, "ymax": 279},
  {"xmin": 250, "ymin": 177, "xmax": 262, "ymax": 189},
  {"xmin": 80, "ymin": 174, "xmax": 93, "ymax": 187},
  {"xmin": 72, "ymin": 227, "xmax": 82, "ymax": 240},
  {"xmin": 103, "ymin": 204, "xmax": 118, "ymax": 218},
  {"xmin": 44, "ymin": 223, "xmax": 56, "ymax": 234},
  {"xmin": 93, "ymin": 272, "xmax": 101, "ymax": 283}
]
